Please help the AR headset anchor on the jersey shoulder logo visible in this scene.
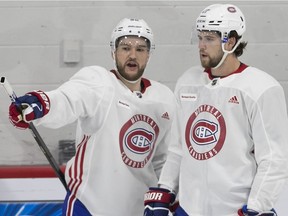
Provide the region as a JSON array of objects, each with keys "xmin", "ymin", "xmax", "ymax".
[
  {"xmin": 228, "ymin": 96, "xmax": 239, "ymax": 104},
  {"xmin": 161, "ymin": 112, "xmax": 170, "ymax": 120}
]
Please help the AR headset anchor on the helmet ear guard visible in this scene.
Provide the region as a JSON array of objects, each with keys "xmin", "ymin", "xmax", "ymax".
[{"xmin": 110, "ymin": 18, "xmax": 155, "ymax": 52}]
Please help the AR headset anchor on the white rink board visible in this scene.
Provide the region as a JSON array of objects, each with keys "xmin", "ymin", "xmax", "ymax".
[{"xmin": 0, "ymin": 178, "xmax": 66, "ymax": 201}]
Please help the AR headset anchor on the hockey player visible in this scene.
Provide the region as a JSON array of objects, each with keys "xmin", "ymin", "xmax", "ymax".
[
  {"xmin": 8, "ymin": 18, "xmax": 177, "ymax": 215},
  {"xmin": 144, "ymin": 4, "xmax": 288, "ymax": 216}
]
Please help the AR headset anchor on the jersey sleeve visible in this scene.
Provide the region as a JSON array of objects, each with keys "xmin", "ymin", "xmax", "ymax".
[
  {"xmin": 35, "ymin": 66, "xmax": 111, "ymax": 128},
  {"xmin": 248, "ymin": 85, "xmax": 288, "ymax": 211}
]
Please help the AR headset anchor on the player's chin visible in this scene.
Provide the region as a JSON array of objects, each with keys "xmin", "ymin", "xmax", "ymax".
[
  {"xmin": 126, "ymin": 74, "xmax": 142, "ymax": 82},
  {"xmin": 200, "ymin": 59, "xmax": 210, "ymax": 68},
  {"xmin": 125, "ymin": 68, "xmax": 143, "ymax": 80}
]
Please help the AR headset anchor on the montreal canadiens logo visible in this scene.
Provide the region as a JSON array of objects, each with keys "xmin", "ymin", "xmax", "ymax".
[
  {"xmin": 119, "ymin": 114, "xmax": 159, "ymax": 168},
  {"xmin": 186, "ymin": 104, "xmax": 226, "ymax": 160},
  {"xmin": 192, "ymin": 120, "xmax": 218, "ymax": 145},
  {"xmin": 125, "ymin": 129, "xmax": 154, "ymax": 154}
]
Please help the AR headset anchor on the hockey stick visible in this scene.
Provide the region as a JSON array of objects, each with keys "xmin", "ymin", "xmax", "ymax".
[{"xmin": 0, "ymin": 76, "xmax": 68, "ymax": 191}]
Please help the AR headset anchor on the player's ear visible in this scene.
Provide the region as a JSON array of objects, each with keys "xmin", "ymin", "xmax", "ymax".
[{"xmin": 226, "ymin": 37, "xmax": 237, "ymax": 51}]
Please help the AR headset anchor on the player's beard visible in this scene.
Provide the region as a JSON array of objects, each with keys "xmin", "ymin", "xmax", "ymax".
[
  {"xmin": 200, "ymin": 51, "xmax": 224, "ymax": 68},
  {"xmin": 116, "ymin": 60, "xmax": 145, "ymax": 82}
]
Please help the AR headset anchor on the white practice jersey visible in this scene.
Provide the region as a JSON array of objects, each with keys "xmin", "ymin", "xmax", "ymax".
[
  {"xmin": 159, "ymin": 64, "xmax": 288, "ymax": 216},
  {"xmin": 36, "ymin": 66, "xmax": 177, "ymax": 216}
]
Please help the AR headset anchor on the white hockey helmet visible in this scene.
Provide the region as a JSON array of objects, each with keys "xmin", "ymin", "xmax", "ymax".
[
  {"xmin": 196, "ymin": 4, "xmax": 246, "ymax": 43},
  {"xmin": 110, "ymin": 18, "xmax": 155, "ymax": 52}
]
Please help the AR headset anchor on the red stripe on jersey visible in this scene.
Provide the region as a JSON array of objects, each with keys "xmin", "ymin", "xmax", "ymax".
[
  {"xmin": 68, "ymin": 135, "xmax": 90, "ymax": 194},
  {"xmin": 73, "ymin": 137, "xmax": 89, "ymax": 194},
  {"xmin": 67, "ymin": 193, "xmax": 76, "ymax": 216},
  {"xmin": 67, "ymin": 136, "xmax": 84, "ymax": 189},
  {"xmin": 68, "ymin": 135, "xmax": 88, "ymax": 191}
]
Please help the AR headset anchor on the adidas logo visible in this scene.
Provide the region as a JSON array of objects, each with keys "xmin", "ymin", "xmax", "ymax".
[
  {"xmin": 228, "ymin": 96, "xmax": 239, "ymax": 104},
  {"xmin": 161, "ymin": 112, "xmax": 170, "ymax": 120}
]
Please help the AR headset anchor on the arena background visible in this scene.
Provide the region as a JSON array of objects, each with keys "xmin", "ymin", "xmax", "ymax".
[{"xmin": 0, "ymin": 1, "xmax": 287, "ymax": 215}]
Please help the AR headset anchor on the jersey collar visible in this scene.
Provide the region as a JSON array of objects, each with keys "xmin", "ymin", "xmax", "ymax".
[{"xmin": 204, "ymin": 63, "xmax": 248, "ymax": 79}]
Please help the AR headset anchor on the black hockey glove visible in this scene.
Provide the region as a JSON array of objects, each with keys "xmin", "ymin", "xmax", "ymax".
[{"xmin": 144, "ymin": 187, "xmax": 176, "ymax": 216}]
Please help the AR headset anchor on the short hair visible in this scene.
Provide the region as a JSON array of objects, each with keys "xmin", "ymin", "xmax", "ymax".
[{"xmin": 228, "ymin": 30, "xmax": 247, "ymax": 57}]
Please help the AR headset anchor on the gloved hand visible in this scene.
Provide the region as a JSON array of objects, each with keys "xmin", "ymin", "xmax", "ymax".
[
  {"xmin": 9, "ymin": 90, "xmax": 50, "ymax": 129},
  {"xmin": 238, "ymin": 205, "xmax": 277, "ymax": 216},
  {"xmin": 144, "ymin": 187, "xmax": 176, "ymax": 216}
]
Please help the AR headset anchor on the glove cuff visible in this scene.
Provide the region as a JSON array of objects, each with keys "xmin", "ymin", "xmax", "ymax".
[
  {"xmin": 144, "ymin": 187, "xmax": 175, "ymax": 205},
  {"xmin": 28, "ymin": 90, "xmax": 50, "ymax": 115}
]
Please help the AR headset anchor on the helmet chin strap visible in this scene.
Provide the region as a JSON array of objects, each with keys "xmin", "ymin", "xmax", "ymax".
[{"xmin": 212, "ymin": 38, "xmax": 242, "ymax": 69}]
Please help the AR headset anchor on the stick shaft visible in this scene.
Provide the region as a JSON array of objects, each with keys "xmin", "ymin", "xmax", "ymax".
[{"xmin": 0, "ymin": 77, "xmax": 68, "ymax": 191}]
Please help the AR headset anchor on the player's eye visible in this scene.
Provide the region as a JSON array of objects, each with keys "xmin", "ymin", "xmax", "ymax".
[
  {"xmin": 121, "ymin": 46, "xmax": 130, "ymax": 51},
  {"xmin": 136, "ymin": 46, "xmax": 148, "ymax": 52}
]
